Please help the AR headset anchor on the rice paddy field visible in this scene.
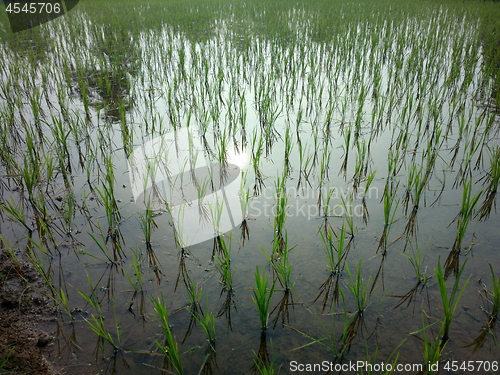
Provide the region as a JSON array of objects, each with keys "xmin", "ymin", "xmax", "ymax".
[{"xmin": 1, "ymin": 0, "xmax": 500, "ymax": 373}]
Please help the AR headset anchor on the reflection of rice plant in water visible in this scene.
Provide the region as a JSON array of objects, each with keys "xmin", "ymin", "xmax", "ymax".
[{"xmin": 253, "ymin": 338, "xmax": 282, "ymax": 375}]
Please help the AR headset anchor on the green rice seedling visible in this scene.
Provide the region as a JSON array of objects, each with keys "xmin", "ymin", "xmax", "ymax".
[
  {"xmin": 239, "ymin": 171, "xmax": 251, "ymax": 244},
  {"xmin": 43, "ymin": 149, "xmax": 56, "ymax": 193},
  {"xmin": 262, "ymin": 233, "xmax": 295, "ymax": 292},
  {"xmin": 319, "ymin": 187, "xmax": 338, "ymax": 220},
  {"xmin": 125, "ymin": 247, "xmax": 143, "ymax": 291},
  {"xmin": 95, "ymin": 181, "xmax": 121, "ymax": 237},
  {"xmin": 453, "ymin": 137, "xmax": 479, "ymax": 189},
  {"xmin": 477, "ymin": 145, "xmax": 500, "ymax": 220},
  {"xmin": 217, "ymin": 127, "xmax": 229, "ymax": 167},
  {"xmin": 165, "ymin": 201, "xmax": 187, "ymax": 249},
  {"xmin": 0, "ymin": 234, "xmax": 22, "ymax": 276},
  {"xmin": 378, "ymin": 181, "xmax": 400, "ymax": 253},
  {"xmin": 183, "ymin": 271, "xmax": 202, "ymax": 311},
  {"xmin": 22, "ymin": 153, "xmax": 40, "ymax": 202},
  {"xmin": 239, "ymin": 171, "xmax": 250, "ymax": 219},
  {"xmin": 77, "ymin": 273, "xmax": 101, "ymax": 313},
  {"xmin": 451, "ymin": 179, "xmax": 482, "ymax": 252},
  {"xmin": 340, "ymin": 194, "xmax": 355, "ymax": 237},
  {"xmin": 410, "ymin": 307, "xmax": 447, "ymax": 373},
  {"xmin": 87, "ymin": 220, "xmax": 122, "ymax": 264},
  {"xmin": 138, "ymin": 201, "xmax": 157, "ymax": 247},
  {"xmin": 0, "ymin": 198, "xmax": 31, "ymax": 234},
  {"xmin": 0, "ymin": 344, "xmax": 14, "ymax": 371},
  {"xmin": 284, "ymin": 125, "xmax": 293, "ymax": 174},
  {"xmin": 62, "ymin": 191, "xmax": 74, "ymax": 233},
  {"xmin": 352, "ymin": 140, "xmax": 367, "ymax": 191},
  {"xmin": 25, "ymin": 237, "xmax": 74, "ymax": 319},
  {"xmin": 49, "ymin": 115, "xmax": 71, "ymax": 160},
  {"xmin": 363, "ymin": 171, "xmax": 377, "ymax": 198},
  {"xmin": 151, "ymin": 294, "xmax": 185, "ymax": 375},
  {"xmin": 386, "ymin": 146, "xmax": 403, "ymax": 180},
  {"xmin": 435, "ymin": 258, "xmax": 470, "ymax": 344},
  {"xmin": 80, "ymin": 294, "xmax": 121, "ymax": 353},
  {"xmin": 487, "ymin": 263, "xmax": 500, "ymax": 322},
  {"xmin": 403, "ymin": 164, "xmax": 427, "ymax": 239},
  {"xmin": 208, "ymin": 198, "xmax": 224, "ymax": 236},
  {"xmin": 239, "ymin": 92, "xmax": 247, "ymax": 130},
  {"xmin": 273, "ymin": 174, "xmax": 288, "ymax": 244},
  {"xmin": 191, "ymin": 297, "xmax": 216, "ymax": 351},
  {"xmin": 358, "ymin": 339, "xmax": 405, "ymax": 375},
  {"xmin": 291, "ymin": 287, "xmax": 350, "ymax": 358},
  {"xmin": 251, "ymin": 130, "xmax": 265, "ymax": 194},
  {"xmin": 345, "ymin": 260, "xmax": 372, "ymax": 315},
  {"xmin": 360, "ymin": 170, "xmax": 376, "ymax": 223},
  {"xmin": 318, "ymin": 187, "xmax": 338, "ymax": 235},
  {"xmin": 253, "ymin": 266, "xmax": 276, "ymax": 331},
  {"xmin": 339, "ymin": 122, "xmax": 352, "ymax": 177},
  {"xmin": 317, "ymin": 148, "xmax": 331, "ymax": 192},
  {"xmin": 406, "ymin": 245, "xmax": 430, "ymax": 286},
  {"xmin": 214, "ymin": 235, "xmax": 233, "ymax": 292},
  {"xmin": 196, "ymin": 177, "xmax": 211, "ymax": 223},
  {"xmin": 320, "ymin": 224, "xmax": 348, "ymax": 275},
  {"xmin": 404, "ymin": 164, "xmax": 422, "ymax": 211}
]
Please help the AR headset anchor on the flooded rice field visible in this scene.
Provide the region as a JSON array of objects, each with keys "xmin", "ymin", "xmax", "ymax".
[{"xmin": 0, "ymin": 0, "xmax": 500, "ymax": 373}]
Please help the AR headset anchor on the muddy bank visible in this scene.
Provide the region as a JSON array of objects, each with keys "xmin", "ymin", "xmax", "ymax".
[{"xmin": 0, "ymin": 251, "xmax": 59, "ymax": 375}]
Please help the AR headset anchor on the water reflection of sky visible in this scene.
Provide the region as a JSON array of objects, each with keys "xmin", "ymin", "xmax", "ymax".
[{"xmin": 129, "ymin": 127, "xmax": 249, "ymax": 247}]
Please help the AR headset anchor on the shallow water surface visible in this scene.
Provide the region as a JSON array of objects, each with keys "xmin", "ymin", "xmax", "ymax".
[{"xmin": 0, "ymin": 1, "xmax": 499, "ymax": 374}]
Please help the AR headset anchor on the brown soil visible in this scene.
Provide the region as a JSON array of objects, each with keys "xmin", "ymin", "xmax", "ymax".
[{"xmin": 0, "ymin": 251, "xmax": 59, "ymax": 375}]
